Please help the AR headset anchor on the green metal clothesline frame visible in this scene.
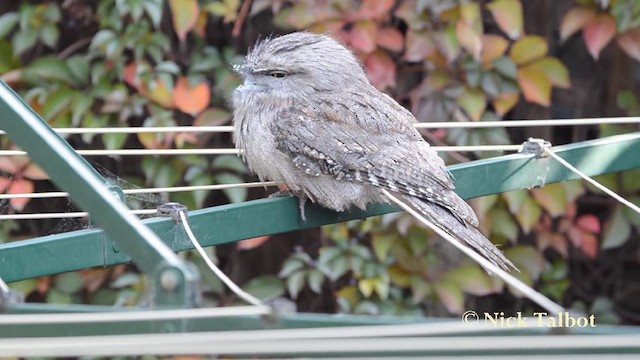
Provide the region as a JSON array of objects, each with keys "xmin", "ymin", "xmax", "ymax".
[{"xmin": 1, "ymin": 80, "xmax": 640, "ymax": 349}]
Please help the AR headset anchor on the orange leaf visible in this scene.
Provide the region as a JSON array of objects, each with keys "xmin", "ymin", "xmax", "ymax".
[
  {"xmin": 376, "ymin": 27, "xmax": 404, "ymax": 52},
  {"xmin": 23, "ymin": 163, "xmax": 49, "ymax": 180},
  {"xmin": 509, "ymin": 35, "xmax": 548, "ymax": 65},
  {"xmin": 170, "ymin": 0, "xmax": 200, "ymax": 42},
  {"xmin": 536, "ymin": 231, "xmax": 568, "ymax": 258},
  {"xmin": 364, "ymin": 51, "xmax": 396, "ymax": 90},
  {"xmin": 174, "ymin": 77, "xmax": 211, "ymax": 115},
  {"xmin": 617, "ymin": 28, "xmax": 640, "ymax": 63},
  {"xmin": 487, "ymin": 0, "xmax": 524, "ymax": 39},
  {"xmin": 349, "ymin": 20, "xmax": 378, "ymax": 54},
  {"xmin": 9, "ymin": 178, "xmax": 34, "ymax": 211},
  {"xmin": 517, "ymin": 65, "xmax": 551, "ymax": 106},
  {"xmin": 481, "ymin": 34, "xmax": 509, "ymax": 65},
  {"xmin": 526, "ymin": 57, "xmax": 571, "ymax": 89},
  {"xmin": 583, "ymin": 14, "xmax": 616, "ymax": 60},
  {"xmin": 456, "ymin": 21, "xmax": 482, "ymax": 60},
  {"xmin": 147, "ymin": 79, "xmax": 175, "ymax": 109},
  {"xmin": 576, "ymin": 214, "xmax": 601, "ymax": 234},
  {"xmin": 493, "ymin": 92, "xmax": 519, "ymax": 116},
  {"xmin": 237, "ymin": 236, "xmax": 271, "ymax": 250},
  {"xmin": 560, "ymin": 7, "xmax": 596, "ymax": 41}
]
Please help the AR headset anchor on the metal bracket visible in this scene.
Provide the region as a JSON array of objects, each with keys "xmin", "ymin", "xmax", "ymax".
[
  {"xmin": 0, "ymin": 285, "xmax": 24, "ymax": 313},
  {"xmin": 519, "ymin": 137, "xmax": 552, "ymax": 158},
  {"xmin": 157, "ymin": 202, "xmax": 189, "ymax": 223}
]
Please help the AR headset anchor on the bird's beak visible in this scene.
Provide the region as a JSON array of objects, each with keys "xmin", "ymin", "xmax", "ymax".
[{"xmin": 233, "ymin": 63, "xmax": 251, "ymax": 77}]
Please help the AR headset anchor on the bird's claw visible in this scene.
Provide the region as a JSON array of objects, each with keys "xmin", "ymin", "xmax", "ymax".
[{"xmin": 269, "ymin": 190, "xmax": 308, "ymax": 222}]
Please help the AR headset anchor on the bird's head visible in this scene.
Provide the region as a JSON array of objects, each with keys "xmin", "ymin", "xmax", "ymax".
[{"xmin": 233, "ymin": 32, "xmax": 369, "ymax": 99}]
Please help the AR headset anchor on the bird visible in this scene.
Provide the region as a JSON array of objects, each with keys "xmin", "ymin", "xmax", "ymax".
[{"xmin": 232, "ymin": 31, "xmax": 515, "ymax": 271}]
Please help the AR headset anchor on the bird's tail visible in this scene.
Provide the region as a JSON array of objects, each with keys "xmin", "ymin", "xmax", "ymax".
[{"xmin": 398, "ymin": 194, "xmax": 516, "ymax": 272}]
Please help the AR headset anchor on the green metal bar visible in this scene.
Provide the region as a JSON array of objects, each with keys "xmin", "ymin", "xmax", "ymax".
[
  {"xmin": 0, "ymin": 82, "xmax": 198, "ymax": 306},
  {"xmin": 1, "ymin": 132, "xmax": 639, "ymax": 283}
]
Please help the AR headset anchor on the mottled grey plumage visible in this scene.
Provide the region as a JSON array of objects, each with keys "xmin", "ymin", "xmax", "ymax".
[{"xmin": 232, "ymin": 32, "xmax": 515, "ymax": 271}]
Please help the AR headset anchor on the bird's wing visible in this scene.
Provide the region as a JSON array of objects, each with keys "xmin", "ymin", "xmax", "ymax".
[{"xmin": 271, "ymin": 104, "xmax": 479, "ymax": 226}]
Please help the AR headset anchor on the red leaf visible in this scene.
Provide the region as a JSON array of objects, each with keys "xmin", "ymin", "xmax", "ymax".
[
  {"xmin": 364, "ymin": 51, "xmax": 396, "ymax": 90},
  {"xmin": 376, "ymin": 27, "xmax": 404, "ymax": 52},
  {"xmin": 355, "ymin": 0, "xmax": 395, "ymax": 21},
  {"xmin": 583, "ymin": 14, "xmax": 617, "ymax": 60},
  {"xmin": 349, "ymin": 20, "xmax": 378, "ymax": 53},
  {"xmin": 456, "ymin": 21, "xmax": 482, "ymax": 60},
  {"xmin": 568, "ymin": 227, "xmax": 599, "ymax": 259},
  {"xmin": 174, "ymin": 77, "xmax": 211, "ymax": 115},
  {"xmin": 560, "ymin": 7, "xmax": 596, "ymax": 41},
  {"xmin": 576, "ymin": 214, "xmax": 601, "ymax": 234},
  {"xmin": 404, "ymin": 30, "xmax": 436, "ymax": 62},
  {"xmin": 481, "ymin": 34, "xmax": 509, "ymax": 65},
  {"xmin": 617, "ymin": 28, "xmax": 640, "ymax": 63},
  {"xmin": 9, "ymin": 178, "xmax": 34, "ymax": 211},
  {"xmin": 237, "ymin": 236, "xmax": 270, "ymax": 251}
]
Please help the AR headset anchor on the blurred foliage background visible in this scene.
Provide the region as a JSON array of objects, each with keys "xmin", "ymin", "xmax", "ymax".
[{"xmin": 0, "ymin": 0, "xmax": 640, "ymax": 324}]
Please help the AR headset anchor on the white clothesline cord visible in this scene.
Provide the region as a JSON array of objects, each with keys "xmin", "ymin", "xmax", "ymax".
[
  {"xmin": 0, "ymin": 116, "xmax": 637, "ymax": 135},
  {"xmin": 0, "ymin": 275, "xmax": 9, "ymax": 294},
  {"xmin": 0, "ymin": 145, "xmax": 521, "ymax": 157},
  {"xmin": 0, "ymin": 209, "xmax": 157, "ymax": 220},
  {"xmin": 0, "ymin": 306, "xmax": 270, "ymax": 325},
  {"xmin": 381, "ymin": 189, "xmax": 565, "ymax": 316},
  {"xmin": 178, "ymin": 210, "xmax": 264, "ymax": 307},
  {"xmin": 544, "ymin": 148, "xmax": 640, "ymax": 216},
  {"xmin": 0, "ymin": 181, "xmax": 278, "ymax": 200}
]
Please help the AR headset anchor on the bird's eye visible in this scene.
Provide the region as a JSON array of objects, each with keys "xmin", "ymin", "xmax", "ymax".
[{"xmin": 269, "ymin": 71, "xmax": 287, "ymax": 78}]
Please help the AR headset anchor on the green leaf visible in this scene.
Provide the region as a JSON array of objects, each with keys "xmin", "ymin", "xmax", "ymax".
[
  {"xmin": 169, "ymin": 0, "xmax": 199, "ymax": 42},
  {"xmin": 410, "ymin": 275, "xmax": 431, "ymax": 304},
  {"xmin": 39, "ymin": 24, "xmax": 59, "ymax": 47},
  {"xmin": 358, "ymin": 278, "xmax": 376, "ymax": 298},
  {"xmin": 307, "ymin": 269, "xmax": 325, "ymax": 293},
  {"xmin": 213, "ymin": 172, "xmax": 246, "ymax": 203},
  {"xmin": 41, "ymin": 88, "xmax": 75, "ymax": 121},
  {"xmin": 103, "ymin": 133, "xmax": 128, "ymax": 151},
  {"xmin": 9, "ymin": 278, "xmax": 37, "ymax": 296},
  {"xmin": 505, "ymin": 245, "xmax": 544, "ymax": 279},
  {"xmin": 457, "ymin": 87, "xmax": 486, "ymax": 121},
  {"xmin": 510, "ymin": 36, "xmax": 548, "ymax": 65},
  {"xmin": 434, "ymin": 279, "xmax": 464, "ymax": 314},
  {"xmin": 531, "ymin": 182, "xmax": 568, "ymax": 217},
  {"xmin": 47, "ymin": 288, "xmax": 72, "ymax": 304},
  {"xmin": 242, "ymin": 275, "xmax": 285, "ymax": 301},
  {"xmin": 12, "ymin": 28, "xmax": 37, "ymax": 56},
  {"xmin": 66, "ymin": 55, "xmax": 90, "ymax": 86},
  {"xmin": 527, "ymin": 57, "xmax": 571, "ymax": 89},
  {"xmin": 444, "ymin": 264, "xmax": 497, "ymax": 296},
  {"xmin": 24, "ymin": 56, "xmax": 78, "ymax": 85},
  {"xmin": 492, "ymin": 56, "xmax": 518, "ymax": 80},
  {"xmin": 487, "ymin": 0, "xmax": 524, "ymax": 39},
  {"xmin": 0, "ymin": 13, "xmax": 18, "ymax": 39},
  {"xmin": 602, "ymin": 206, "xmax": 631, "ymax": 249},
  {"xmin": 489, "ymin": 207, "xmax": 519, "ymax": 241},
  {"xmin": 279, "ymin": 258, "xmax": 306, "ymax": 278},
  {"xmin": 329, "ymin": 254, "xmax": 349, "ymax": 280},
  {"xmin": 55, "ymin": 272, "xmax": 85, "ymax": 294},
  {"xmin": 212, "ymin": 155, "xmax": 248, "ymax": 174},
  {"xmin": 286, "ymin": 270, "xmax": 306, "ymax": 299},
  {"xmin": 372, "ymin": 233, "xmax": 396, "ymax": 261}
]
